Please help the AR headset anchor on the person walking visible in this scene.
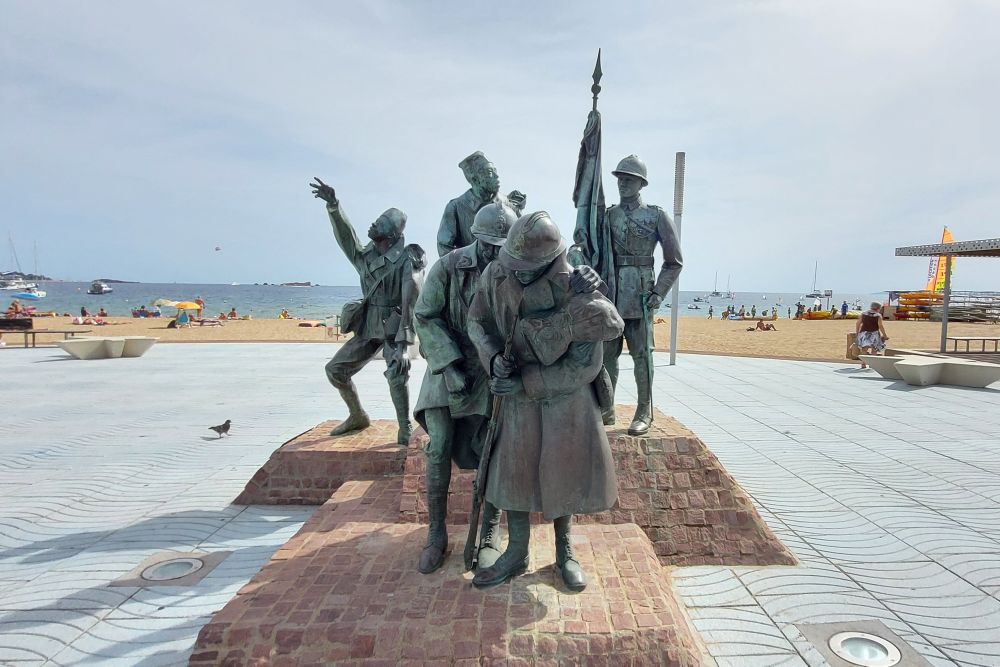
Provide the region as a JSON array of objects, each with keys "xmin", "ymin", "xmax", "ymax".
[{"xmin": 856, "ymin": 302, "xmax": 890, "ymax": 369}]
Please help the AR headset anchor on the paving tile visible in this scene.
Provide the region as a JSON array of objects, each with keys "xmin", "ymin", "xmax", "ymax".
[
  {"xmin": 739, "ymin": 561, "xmax": 861, "ymax": 596},
  {"xmin": 673, "ymin": 567, "xmax": 757, "ymax": 607},
  {"xmin": 880, "ymin": 595, "xmax": 1000, "ymax": 646},
  {"xmin": 688, "ymin": 606, "xmax": 797, "ymax": 657},
  {"xmin": 938, "ymin": 642, "xmax": 1000, "ymax": 667},
  {"xmin": 840, "ymin": 561, "xmax": 984, "ymax": 599}
]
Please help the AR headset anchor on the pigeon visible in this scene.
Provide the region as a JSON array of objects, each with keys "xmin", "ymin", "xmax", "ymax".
[{"xmin": 209, "ymin": 419, "xmax": 231, "ymax": 438}]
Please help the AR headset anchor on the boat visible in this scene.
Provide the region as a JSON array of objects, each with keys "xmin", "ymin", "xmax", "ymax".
[
  {"xmin": 804, "ymin": 261, "xmax": 827, "ymax": 299},
  {"xmin": 12, "ymin": 287, "xmax": 45, "ymax": 299},
  {"xmin": 88, "ymin": 281, "xmax": 113, "ymax": 295},
  {"xmin": 687, "ymin": 304, "xmax": 701, "ymax": 310},
  {"xmin": 709, "ymin": 271, "xmax": 723, "ymax": 298},
  {"xmin": 693, "ymin": 296, "xmax": 706, "ymax": 302},
  {"xmin": 1, "ymin": 278, "xmax": 37, "ymax": 291}
]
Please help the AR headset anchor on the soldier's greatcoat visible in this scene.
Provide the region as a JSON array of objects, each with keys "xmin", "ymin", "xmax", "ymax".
[
  {"xmin": 468, "ymin": 252, "xmax": 624, "ymax": 519},
  {"xmin": 413, "ymin": 243, "xmax": 491, "ymax": 467},
  {"xmin": 605, "ymin": 197, "xmax": 683, "ymax": 319}
]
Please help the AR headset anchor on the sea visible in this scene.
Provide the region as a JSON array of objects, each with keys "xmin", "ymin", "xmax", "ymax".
[{"xmin": 12, "ymin": 282, "xmax": 880, "ymax": 320}]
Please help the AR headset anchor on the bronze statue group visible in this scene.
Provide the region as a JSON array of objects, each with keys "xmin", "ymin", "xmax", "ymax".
[{"xmin": 309, "ymin": 143, "xmax": 681, "ymax": 592}]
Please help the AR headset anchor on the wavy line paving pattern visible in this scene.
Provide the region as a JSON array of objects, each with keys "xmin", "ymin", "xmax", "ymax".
[
  {"xmin": 651, "ymin": 356, "xmax": 1000, "ymax": 666},
  {"xmin": 3, "ymin": 345, "xmax": 1000, "ymax": 664}
]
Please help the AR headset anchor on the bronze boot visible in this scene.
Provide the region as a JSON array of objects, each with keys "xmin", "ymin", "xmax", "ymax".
[
  {"xmin": 418, "ymin": 459, "xmax": 451, "ymax": 574},
  {"xmin": 473, "ymin": 510, "xmax": 529, "ymax": 589},
  {"xmin": 628, "ymin": 362, "xmax": 653, "ymax": 436},
  {"xmin": 389, "ymin": 383, "xmax": 413, "ymax": 446},
  {"xmin": 475, "ymin": 502, "xmax": 503, "ymax": 571},
  {"xmin": 554, "ymin": 515, "xmax": 586, "ymax": 591},
  {"xmin": 329, "ymin": 382, "xmax": 371, "ymax": 436}
]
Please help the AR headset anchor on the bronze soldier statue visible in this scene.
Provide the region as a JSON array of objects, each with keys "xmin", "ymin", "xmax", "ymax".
[
  {"xmin": 310, "ymin": 177, "xmax": 426, "ymax": 445},
  {"xmin": 601, "ymin": 155, "xmax": 683, "ymax": 435},
  {"xmin": 468, "ymin": 211, "xmax": 624, "ymax": 591},
  {"xmin": 413, "ymin": 202, "xmax": 518, "ymax": 574},
  {"xmin": 437, "ymin": 151, "xmax": 525, "ymax": 257}
]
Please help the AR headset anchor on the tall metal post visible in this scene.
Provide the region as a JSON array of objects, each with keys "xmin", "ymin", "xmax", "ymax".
[
  {"xmin": 939, "ymin": 254, "xmax": 953, "ymax": 353},
  {"xmin": 669, "ymin": 152, "xmax": 685, "ymax": 366}
]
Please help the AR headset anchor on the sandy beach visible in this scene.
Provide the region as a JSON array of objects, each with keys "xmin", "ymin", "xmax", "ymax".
[{"xmin": 4, "ymin": 315, "xmax": 994, "ymax": 362}]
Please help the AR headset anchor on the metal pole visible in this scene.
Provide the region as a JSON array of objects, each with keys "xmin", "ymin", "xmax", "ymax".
[
  {"xmin": 669, "ymin": 152, "xmax": 685, "ymax": 366},
  {"xmin": 939, "ymin": 254, "xmax": 952, "ymax": 353}
]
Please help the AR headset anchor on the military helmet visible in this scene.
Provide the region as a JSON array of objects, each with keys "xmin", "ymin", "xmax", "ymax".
[
  {"xmin": 611, "ymin": 154, "xmax": 648, "ymax": 185},
  {"xmin": 499, "ymin": 211, "xmax": 566, "ymax": 271},
  {"xmin": 471, "ymin": 201, "xmax": 517, "ymax": 246}
]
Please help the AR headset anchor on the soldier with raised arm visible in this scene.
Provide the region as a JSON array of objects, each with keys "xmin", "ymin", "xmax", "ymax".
[
  {"xmin": 437, "ymin": 151, "xmax": 525, "ymax": 257},
  {"xmin": 310, "ymin": 177, "xmax": 426, "ymax": 445}
]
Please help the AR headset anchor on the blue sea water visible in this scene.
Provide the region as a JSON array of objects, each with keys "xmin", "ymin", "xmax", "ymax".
[{"xmin": 15, "ymin": 282, "xmax": 879, "ymax": 320}]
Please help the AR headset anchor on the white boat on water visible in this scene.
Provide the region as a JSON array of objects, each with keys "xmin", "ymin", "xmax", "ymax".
[
  {"xmin": 1, "ymin": 278, "xmax": 37, "ymax": 291},
  {"xmin": 88, "ymin": 281, "xmax": 113, "ymax": 295}
]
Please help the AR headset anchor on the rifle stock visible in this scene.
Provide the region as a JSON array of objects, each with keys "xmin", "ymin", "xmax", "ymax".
[{"xmin": 463, "ymin": 316, "xmax": 519, "ymax": 571}]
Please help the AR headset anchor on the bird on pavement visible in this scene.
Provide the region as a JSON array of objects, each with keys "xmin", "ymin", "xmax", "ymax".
[{"xmin": 209, "ymin": 420, "xmax": 232, "ymax": 438}]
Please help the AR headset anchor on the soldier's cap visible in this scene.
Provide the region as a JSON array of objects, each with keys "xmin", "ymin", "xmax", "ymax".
[
  {"xmin": 459, "ymin": 151, "xmax": 493, "ymax": 177},
  {"xmin": 499, "ymin": 211, "xmax": 566, "ymax": 271},
  {"xmin": 611, "ymin": 154, "xmax": 649, "ymax": 186}
]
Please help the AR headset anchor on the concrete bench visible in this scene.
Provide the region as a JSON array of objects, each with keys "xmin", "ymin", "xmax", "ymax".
[
  {"xmin": 57, "ymin": 336, "xmax": 158, "ymax": 360},
  {"xmin": 862, "ymin": 354, "xmax": 1000, "ymax": 388}
]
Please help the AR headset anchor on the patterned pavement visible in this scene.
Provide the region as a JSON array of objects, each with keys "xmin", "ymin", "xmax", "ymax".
[{"xmin": 1, "ymin": 343, "xmax": 999, "ymax": 665}]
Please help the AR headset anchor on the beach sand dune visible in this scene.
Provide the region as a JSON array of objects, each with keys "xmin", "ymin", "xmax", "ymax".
[{"xmin": 6, "ymin": 316, "xmax": 993, "ymax": 363}]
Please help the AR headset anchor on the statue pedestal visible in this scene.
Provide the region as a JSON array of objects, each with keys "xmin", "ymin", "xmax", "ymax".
[
  {"xmin": 233, "ymin": 420, "xmax": 409, "ymax": 505},
  {"xmin": 192, "ymin": 477, "xmax": 705, "ymax": 666},
  {"xmin": 200, "ymin": 407, "xmax": 794, "ymax": 663}
]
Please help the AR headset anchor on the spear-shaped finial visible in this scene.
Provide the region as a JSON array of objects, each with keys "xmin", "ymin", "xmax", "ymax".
[{"xmin": 591, "ymin": 48, "xmax": 603, "ymax": 111}]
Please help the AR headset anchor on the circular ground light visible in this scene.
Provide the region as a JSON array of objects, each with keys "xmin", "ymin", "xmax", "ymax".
[
  {"xmin": 140, "ymin": 557, "xmax": 205, "ymax": 582},
  {"xmin": 828, "ymin": 631, "xmax": 901, "ymax": 667}
]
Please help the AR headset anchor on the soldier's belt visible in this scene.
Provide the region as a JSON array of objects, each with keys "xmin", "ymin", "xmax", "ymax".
[{"xmin": 615, "ymin": 255, "xmax": 655, "ymax": 267}]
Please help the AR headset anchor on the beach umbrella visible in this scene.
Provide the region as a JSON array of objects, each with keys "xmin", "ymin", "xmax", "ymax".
[{"xmin": 173, "ymin": 301, "xmax": 201, "ymax": 310}]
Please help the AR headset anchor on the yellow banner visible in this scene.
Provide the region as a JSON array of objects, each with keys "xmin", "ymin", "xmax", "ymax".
[{"xmin": 925, "ymin": 227, "xmax": 955, "ymax": 292}]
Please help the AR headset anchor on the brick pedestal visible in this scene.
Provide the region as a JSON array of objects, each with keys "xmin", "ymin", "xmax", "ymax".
[
  {"xmin": 401, "ymin": 406, "xmax": 795, "ymax": 567},
  {"xmin": 233, "ymin": 421, "xmax": 411, "ymax": 505},
  {"xmin": 191, "ymin": 478, "xmax": 704, "ymax": 666}
]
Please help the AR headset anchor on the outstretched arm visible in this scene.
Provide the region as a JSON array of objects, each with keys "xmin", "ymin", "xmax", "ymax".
[{"xmin": 310, "ymin": 177, "xmax": 365, "ymax": 270}]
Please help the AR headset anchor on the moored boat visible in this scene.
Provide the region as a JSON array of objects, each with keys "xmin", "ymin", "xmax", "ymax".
[{"xmin": 88, "ymin": 281, "xmax": 113, "ymax": 295}]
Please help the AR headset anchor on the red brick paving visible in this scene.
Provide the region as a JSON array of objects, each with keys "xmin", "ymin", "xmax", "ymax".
[
  {"xmin": 191, "ymin": 478, "xmax": 704, "ymax": 666},
  {"xmin": 401, "ymin": 407, "xmax": 795, "ymax": 567},
  {"xmin": 234, "ymin": 421, "xmax": 413, "ymax": 505}
]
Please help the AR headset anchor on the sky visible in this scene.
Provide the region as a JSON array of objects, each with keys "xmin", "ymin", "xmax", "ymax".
[{"xmin": 2, "ymin": 0, "xmax": 999, "ymax": 292}]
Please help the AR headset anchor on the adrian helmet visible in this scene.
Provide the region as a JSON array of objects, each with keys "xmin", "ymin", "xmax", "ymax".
[
  {"xmin": 611, "ymin": 154, "xmax": 648, "ymax": 186},
  {"xmin": 470, "ymin": 201, "xmax": 518, "ymax": 246},
  {"xmin": 499, "ymin": 211, "xmax": 566, "ymax": 271}
]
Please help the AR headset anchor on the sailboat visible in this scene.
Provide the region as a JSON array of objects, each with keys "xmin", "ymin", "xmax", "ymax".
[
  {"xmin": 709, "ymin": 271, "xmax": 723, "ymax": 298},
  {"xmin": 804, "ymin": 261, "xmax": 824, "ymax": 299},
  {"xmin": 724, "ymin": 274, "xmax": 735, "ymax": 300},
  {"xmin": 925, "ymin": 227, "xmax": 954, "ymax": 292}
]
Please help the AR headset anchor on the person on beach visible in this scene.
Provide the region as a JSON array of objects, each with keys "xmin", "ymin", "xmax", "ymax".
[
  {"xmin": 707, "ymin": 305, "xmax": 714, "ymax": 319},
  {"xmin": 841, "ymin": 301, "xmax": 849, "ymax": 317},
  {"xmin": 228, "ymin": 307, "xmax": 238, "ymax": 319},
  {"xmin": 97, "ymin": 308, "xmax": 108, "ymax": 318},
  {"xmin": 856, "ymin": 302, "xmax": 890, "ymax": 368},
  {"xmin": 310, "ymin": 177, "xmax": 427, "ymax": 445},
  {"xmin": 194, "ymin": 296, "xmax": 205, "ymax": 317}
]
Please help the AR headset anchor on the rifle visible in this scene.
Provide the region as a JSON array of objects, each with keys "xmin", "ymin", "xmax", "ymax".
[{"xmin": 463, "ymin": 315, "xmax": 519, "ymax": 571}]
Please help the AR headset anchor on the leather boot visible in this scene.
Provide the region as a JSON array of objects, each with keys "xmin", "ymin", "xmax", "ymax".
[
  {"xmin": 554, "ymin": 515, "xmax": 586, "ymax": 591},
  {"xmin": 329, "ymin": 382, "xmax": 371, "ymax": 436},
  {"xmin": 628, "ymin": 361, "xmax": 653, "ymax": 436},
  {"xmin": 418, "ymin": 458, "xmax": 451, "ymax": 574},
  {"xmin": 473, "ymin": 510, "xmax": 529, "ymax": 589},
  {"xmin": 389, "ymin": 383, "xmax": 412, "ymax": 446},
  {"xmin": 476, "ymin": 502, "xmax": 503, "ymax": 571}
]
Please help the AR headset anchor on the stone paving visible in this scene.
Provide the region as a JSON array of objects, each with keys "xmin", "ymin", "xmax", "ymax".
[{"xmin": 1, "ymin": 343, "xmax": 999, "ymax": 665}]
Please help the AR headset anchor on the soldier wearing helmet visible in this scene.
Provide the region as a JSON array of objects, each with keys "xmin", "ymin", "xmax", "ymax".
[
  {"xmin": 412, "ymin": 201, "xmax": 517, "ymax": 575},
  {"xmin": 436, "ymin": 151, "xmax": 526, "ymax": 257},
  {"xmin": 601, "ymin": 154, "xmax": 683, "ymax": 436},
  {"xmin": 468, "ymin": 211, "xmax": 624, "ymax": 591},
  {"xmin": 309, "ymin": 177, "xmax": 427, "ymax": 445}
]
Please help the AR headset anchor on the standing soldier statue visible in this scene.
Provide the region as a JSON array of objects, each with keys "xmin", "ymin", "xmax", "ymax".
[
  {"xmin": 310, "ymin": 177, "xmax": 427, "ymax": 445},
  {"xmin": 468, "ymin": 211, "xmax": 624, "ymax": 591},
  {"xmin": 437, "ymin": 151, "xmax": 526, "ymax": 257},
  {"xmin": 413, "ymin": 202, "xmax": 519, "ymax": 574},
  {"xmin": 572, "ymin": 53, "xmax": 683, "ymax": 436}
]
